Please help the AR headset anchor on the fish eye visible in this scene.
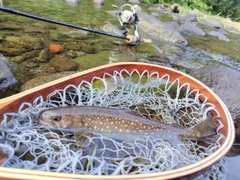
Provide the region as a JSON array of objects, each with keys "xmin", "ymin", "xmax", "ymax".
[{"xmin": 51, "ymin": 116, "xmax": 62, "ymax": 122}]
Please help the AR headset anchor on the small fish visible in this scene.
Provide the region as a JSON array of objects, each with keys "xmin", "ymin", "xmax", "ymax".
[{"xmin": 39, "ymin": 106, "xmax": 218, "ymax": 142}]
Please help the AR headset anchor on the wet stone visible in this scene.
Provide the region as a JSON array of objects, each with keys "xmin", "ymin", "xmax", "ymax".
[
  {"xmin": 183, "ymin": 14, "xmax": 198, "ymax": 22},
  {"xmin": 66, "ymin": 50, "xmax": 86, "ymax": 58},
  {"xmin": 5, "ymin": 35, "xmax": 43, "ymax": 50},
  {"xmin": 64, "ymin": 42, "xmax": 83, "ymax": 51},
  {"xmin": 81, "ymin": 44, "xmax": 96, "ymax": 54},
  {"xmin": 180, "ymin": 22, "xmax": 205, "ymax": 36},
  {"xmin": 0, "ymin": 55, "xmax": 18, "ymax": 92},
  {"xmin": 10, "ymin": 50, "xmax": 40, "ymax": 63},
  {"xmin": 208, "ymin": 31, "xmax": 230, "ymax": 42},
  {"xmin": 0, "ymin": 22, "xmax": 22, "ymax": 31},
  {"xmin": 20, "ymin": 71, "xmax": 77, "ymax": 91},
  {"xmin": 0, "ymin": 44, "xmax": 26, "ymax": 57},
  {"xmin": 50, "ymin": 55, "xmax": 79, "ymax": 72},
  {"xmin": 10, "ymin": 56, "xmax": 25, "ymax": 63},
  {"xmin": 0, "ymin": 54, "xmax": 31, "ymax": 98},
  {"xmin": 23, "ymin": 62, "xmax": 39, "ymax": 69},
  {"xmin": 202, "ymin": 19, "xmax": 223, "ymax": 29},
  {"xmin": 191, "ymin": 65, "xmax": 240, "ymax": 121}
]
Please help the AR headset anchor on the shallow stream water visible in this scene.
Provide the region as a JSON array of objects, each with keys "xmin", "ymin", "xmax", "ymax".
[
  {"xmin": 0, "ymin": 0, "xmax": 240, "ymax": 179},
  {"xmin": 1, "ymin": 0, "xmax": 240, "ymax": 73}
]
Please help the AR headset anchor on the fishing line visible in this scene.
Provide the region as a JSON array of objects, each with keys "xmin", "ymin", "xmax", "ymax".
[{"xmin": 0, "ymin": 6, "xmax": 130, "ymax": 41}]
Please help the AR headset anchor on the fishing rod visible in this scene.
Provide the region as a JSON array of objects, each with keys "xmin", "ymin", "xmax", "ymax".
[{"xmin": 0, "ymin": 6, "xmax": 131, "ymax": 41}]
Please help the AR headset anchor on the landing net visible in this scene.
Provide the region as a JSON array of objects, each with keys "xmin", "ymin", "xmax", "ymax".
[{"xmin": 0, "ymin": 69, "xmax": 226, "ymax": 178}]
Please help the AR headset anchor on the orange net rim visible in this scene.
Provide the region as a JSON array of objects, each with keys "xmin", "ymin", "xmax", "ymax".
[{"xmin": 0, "ymin": 62, "xmax": 235, "ymax": 180}]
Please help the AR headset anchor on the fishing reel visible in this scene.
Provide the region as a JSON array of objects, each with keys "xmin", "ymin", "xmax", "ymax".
[
  {"xmin": 117, "ymin": 4, "xmax": 141, "ymax": 45},
  {"xmin": 118, "ymin": 4, "xmax": 139, "ymax": 27}
]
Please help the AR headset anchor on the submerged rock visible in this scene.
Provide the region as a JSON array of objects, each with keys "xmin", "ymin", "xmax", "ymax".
[
  {"xmin": 66, "ymin": 50, "xmax": 85, "ymax": 58},
  {"xmin": 50, "ymin": 56, "xmax": 78, "ymax": 72},
  {"xmin": 208, "ymin": 31, "xmax": 230, "ymax": 42},
  {"xmin": 5, "ymin": 35, "xmax": 43, "ymax": 50},
  {"xmin": 20, "ymin": 71, "xmax": 77, "ymax": 92},
  {"xmin": 33, "ymin": 49, "xmax": 50, "ymax": 63},
  {"xmin": 0, "ymin": 22, "xmax": 22, "ymax": 31},
  {"xmin": 101, "ymin": 23, "xmax": 124, "ymax": 37},
  {"xmin": 180, "ymin": 22, "xmax": 205, "ymax": 36},
  {"xmin": 202, "ymin": 19, "xmax": 223, "ymax": 29},
  {"xmin": 182, "ymin": 14, "xmax": 198, "ymax": 22},
  {"xmin": 72, "ymin": 51, "xmax": 109, "ymax": 70},
  {"xmin": 191, "ymin": 65, "xmax": 240, "ymax": 121},
  {"xmin": 10, "ymin": 50, "xmax": 41, "ymax": 63},
  {"xmin": 49, "ymin": 44, "xmax": 64, "ymax": 54},
  {"xmin": 138, "ymin": 12, "xmax": 188, "ymax": 46},
  {"xmin": 0, "ymin": 45, "xmax": 27, "ymax": 57},
  {"xmin": 0, "ymin": 54, "xmax": 31, "ymax": 98},
  {"xmin": 167, "ymin": 21, "xmax": 180, "ymax": 31}
]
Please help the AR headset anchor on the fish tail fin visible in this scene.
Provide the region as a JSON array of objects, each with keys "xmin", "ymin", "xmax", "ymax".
[{"xmin": 190, "ymin": 116, "xmax": 218, "ymax": 140}]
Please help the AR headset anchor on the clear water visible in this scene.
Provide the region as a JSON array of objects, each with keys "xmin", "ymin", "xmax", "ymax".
[{"xmin": 1, "ymin": 0, "xmax": 240, "ymax": 73}]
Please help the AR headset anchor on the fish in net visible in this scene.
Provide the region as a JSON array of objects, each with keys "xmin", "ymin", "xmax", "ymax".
[{"xmin": 0, "ymin": 69, "xmax": 226, "ymax": 178}]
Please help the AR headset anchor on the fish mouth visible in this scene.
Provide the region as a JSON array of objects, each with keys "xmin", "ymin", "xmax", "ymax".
[{"xmin": 38, "ymin": 118, "xmax": 58, "ymax": 129}]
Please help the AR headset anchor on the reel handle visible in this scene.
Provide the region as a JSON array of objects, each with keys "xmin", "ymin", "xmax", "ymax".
[
  {"xmin": 125, "ymin": 35, "xmax": 137, "ymax": 44},
  {"xmin": 125, "ymin": 35, "xmax": 151, "ymax": 44}
]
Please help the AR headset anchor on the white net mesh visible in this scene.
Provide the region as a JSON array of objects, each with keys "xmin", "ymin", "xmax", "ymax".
[{"xmin": 0, "ymin": 69, "xmax": 226, "ymax": 178}]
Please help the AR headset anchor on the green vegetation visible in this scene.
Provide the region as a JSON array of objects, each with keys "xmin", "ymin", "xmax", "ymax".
[{"xmin": 143, "ymin": 0, "xmax": 240, "ymax": 21}]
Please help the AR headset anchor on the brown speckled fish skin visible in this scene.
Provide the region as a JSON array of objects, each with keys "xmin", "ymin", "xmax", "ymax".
[{"xmin": 39, "ymin": 106, "xmax": 217, "ymax": 141}]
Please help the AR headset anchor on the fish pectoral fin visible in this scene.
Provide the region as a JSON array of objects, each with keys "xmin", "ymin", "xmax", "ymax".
[
  {"xmin": 190, "ymin": 116, "xmax": 218, "ymax": 140},
  {"xmin": 74, "ymin": 131, "xmax": 95, "ymax": 147}
]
